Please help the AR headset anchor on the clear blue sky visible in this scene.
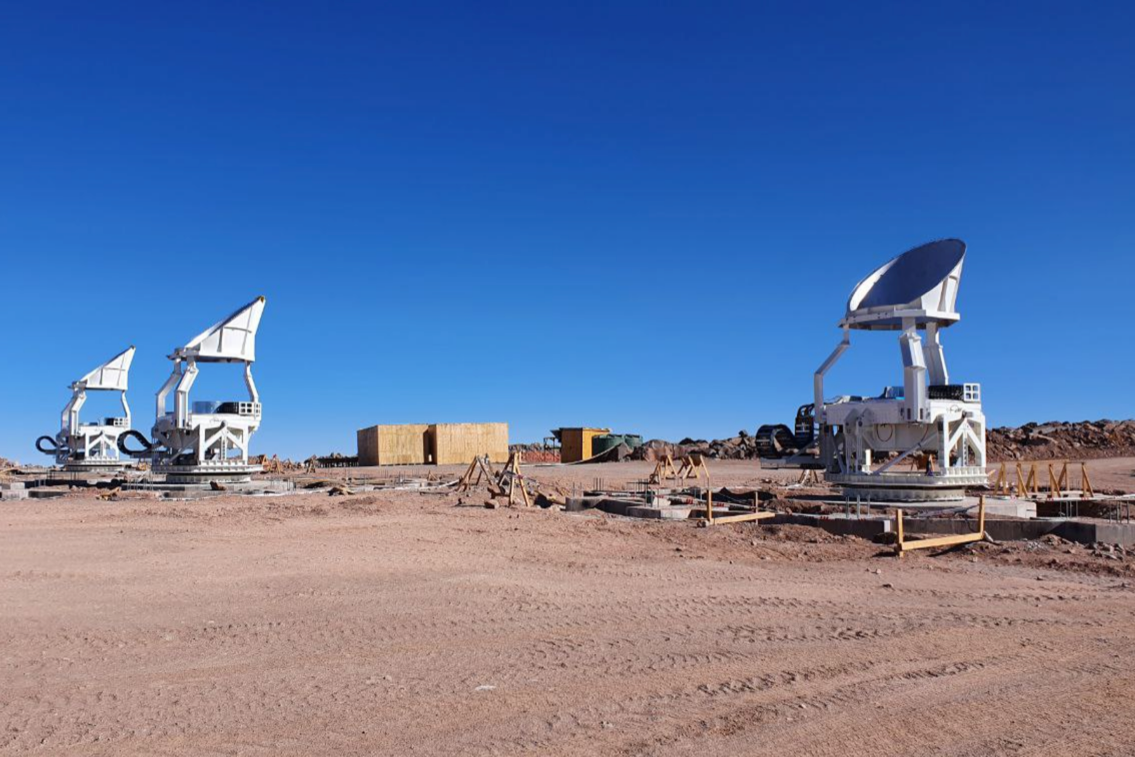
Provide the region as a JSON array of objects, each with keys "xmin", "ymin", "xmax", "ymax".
[{"xmin": 2, "ymin": 1, "xmax": 1133, "ymax": 462}]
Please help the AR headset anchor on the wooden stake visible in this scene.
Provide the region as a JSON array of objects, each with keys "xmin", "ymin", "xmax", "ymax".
[
  {"xmin": 1017, "ymin": 462, "xmax": 1038, "ymax": 497},
  {"xmin": 896, "ymin": 508, "xmax": 905, "ymax": 557},
  {"xmin": 494, "ymin": 452, "xmax": 532, "ymax": 508},
  {"xmin": 992, "ymin": 463, "xmax": 1009, "ymax": 496},
  {"xmin": 1047, "ymin": 462, "xmax": 1063, "ymax": 499},
  {"xmin": 796, "ymin": 469, "xmax": 820, "ymax": 486},
  {"xmin": 710, "ymin": 511, "xmax": 775, "ymax": 525},
  {"xmin": 703, "ymin": 487, "xmax": 774, "ymax": 527},
  {"xmin": 677, "ymin": 453, "xmax": 709, "ymax": 485},
  {"xmin": 648, "ymin": 455, "xmax": 679, "ymax": 485},
  {"xmin": 895, "ymin": 496, "xmax": 986, "ymax": 556},
  {"xmin": 1081, "ymin": 462, "xmax": 1094, "ymax": 499}
]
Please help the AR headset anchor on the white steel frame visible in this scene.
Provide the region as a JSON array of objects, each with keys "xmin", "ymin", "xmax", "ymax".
[
  {"xmin": 149, "ymin": 297, "xmax": 267, "ymax": 481},
  {"xmin": 812, "ymin": 243, "xmax": 986, "ymax": 501},
  {"xmin": 43, "ymin": 347, "xmax": 136, "ymax": 469}
]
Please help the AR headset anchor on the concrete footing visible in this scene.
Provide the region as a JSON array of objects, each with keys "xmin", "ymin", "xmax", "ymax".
[
  {"xmin": 820, "ymin": 495, "xmax": 1036, "ymax": 519},
  {"xmin": 123, "ymin": 479, "xmax": 296, "ymax": 496},
  {"xmin": 780, "ymin": 513, "xmax": 1135, "ymax": 548},
  {"xmin": 901, "ymin": 516, "xmax": 1135, "ymax": 548},
  {"xmin": 0, "ymin": 482, "xmax": 28, "ymax": 501},
  {"xmin": 566, "ymin": 495, "xmax": 1135, "ymax": 547}
]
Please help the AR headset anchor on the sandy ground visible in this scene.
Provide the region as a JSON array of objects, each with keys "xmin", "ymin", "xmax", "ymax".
[{"xmin": 2, "ymin": 462, "xmax": 1135, "ymax": 755}]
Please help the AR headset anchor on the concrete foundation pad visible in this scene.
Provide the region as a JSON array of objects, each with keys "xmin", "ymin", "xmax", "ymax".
[
  {"xmin": 1, "ymin": 482, "xmax": 29, "ymax": 501},
  {"xmin": 124, "ymin": 479, "xmax": 296, "ymax": 495},
  {"xmin": 690, "ymin": 507, "xmax": 748, "ymax": 519},
  {"xmin": 557, "ymin": 494, "xmax": 1135, "ymax": 546},
  {"xmin": 790, "ymin": 512, "xmax": 1135, "ymax": 548},
  {"xmin": 625, "ymin": 505, "xmax": 694, "ymax": 520},
  {"xmin": 977, "ymin": 500, "xmax": 1038, "ymax": 518},
  {"xmin": 1035, "ymin": 498, "xmax": 1135, "ymax": 519},
  {"xmin": 904, "ymin": 516, "xmax": 1135, "ymax": 548},
  {"xmin": 564, "ymin": 497, "xmax": 645, "ymax": 517},
  {"xmin": 564, "ymin": 496, "xmax": 605, "ymax": 512},
  {"xmin": 775, "ymin": 513, "xmax": 893, "ymax": 539},
  {"xmin": 818, "ymin": 495, "xmax": 1036, "ymax": 519},
  {"xmin": 28, "ymin": 490, "xmax": 68, "ymax": 499}
]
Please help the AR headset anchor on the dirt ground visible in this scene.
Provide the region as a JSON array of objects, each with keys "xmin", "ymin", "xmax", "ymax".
[
  {"xmin": 3, "ymin": 460, "xmax": 1135, "ymax": 755},
  {"xmin": 318, "ymin": 456, "xmax": 1135, "ymax": 496}
]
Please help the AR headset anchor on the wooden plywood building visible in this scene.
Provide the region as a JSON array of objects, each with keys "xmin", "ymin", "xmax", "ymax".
[
  {"xmin": 430, "ymin": 423, "xmax": 509, "ymax": 465},
  {"xmin": 357, "ymin": 422, "xmax": 508, "ymax": 466},
  {"xmin": 357, "ymin": 424, "xmax": 431, "ymax": 466},
  {"xmin": 557, "ymin": 427, "xmax": 610, "ymax": 463}
]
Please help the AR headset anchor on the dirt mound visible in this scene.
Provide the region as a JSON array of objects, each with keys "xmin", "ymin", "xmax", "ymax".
[{"xmin": 988, "ymin": 419, "xmax": 1135, "ymax": 462}]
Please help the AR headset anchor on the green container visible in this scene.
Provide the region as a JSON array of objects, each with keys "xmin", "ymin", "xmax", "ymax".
[
  {"xmin": 591, "ymin": 434, "xmax": 644, "ymax": 456},
  {"xmin": 590, "ymin": 434, "xmax": 624, "ymax": 456}
]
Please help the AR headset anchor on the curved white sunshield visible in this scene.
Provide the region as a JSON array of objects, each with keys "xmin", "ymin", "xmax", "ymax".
[
  {"xmin": 77, "ymin": 346, "xmax": 136, "ymax": 391},
  {"xmin": 178, "ymin": 296, "xmax": 266, "ymax": 363},
  {"xmin": 842, "ymin": 239, "xmax": 966, "ymax": 331}
]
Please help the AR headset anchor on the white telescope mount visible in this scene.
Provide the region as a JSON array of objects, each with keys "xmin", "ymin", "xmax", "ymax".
[
  {"xmin": 121, "ymin": 297, "xmax": 267, "ymax": 484},
  {"xmin": 37, "ymin": 346, "xmax": 136, "ymax": 471},
  {"xmin": 758, "ymin": 239, "xmax": 987, "ymax": 502},
  {"xmin": 814, "ymin": 240, "xmax": 987, "ymax": 501}
]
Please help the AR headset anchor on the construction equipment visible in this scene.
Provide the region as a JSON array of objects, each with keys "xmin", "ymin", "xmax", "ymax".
[
  {"xmin": 120, "ymin": 297, "xmax": 267, "ymax": 483},
  {"xmin": 36, "ymin": 346, "xmax": 136, "ymax": 471},
  {"xmin": 755, "ymin": 404, "xmax": 820, "ymax": 468},
  {"xmin": 759, "ymin": 240, "xmax": 987, "ymax": 501}
]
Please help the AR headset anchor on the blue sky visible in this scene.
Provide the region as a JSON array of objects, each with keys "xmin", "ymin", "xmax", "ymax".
[{"xmin": 2, "ymin": 1, "xmax": 1133, "ymax": 462}]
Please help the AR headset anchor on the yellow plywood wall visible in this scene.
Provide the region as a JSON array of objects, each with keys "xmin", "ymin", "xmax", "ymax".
[
  {"xmin": 429, "ymin": 423, "xmax": 509, "ymax": 465},
  {"xmin": 356, "ymin": 424, "xmax": 431, "ymax": 465},
  {"xmin": 558, "ymin": 427, "xmax": 610, "ymax": 463}
]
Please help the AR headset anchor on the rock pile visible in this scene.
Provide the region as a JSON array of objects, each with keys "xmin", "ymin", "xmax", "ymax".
[
  {"xmin": 0, "ymin": 457, "xmax": 16, "ymax": 477},
  {"xmin": 987, "ymin": 420, "xmax": 1135, "ymax": 462},
  {"xmin": 517, "ymin": 419, "xmax": 1135, "ymax": 465},
  {"xmin": 632, "ymin": 432, "xmax": 761, "ymax": 462},
  {"xmin": 638, "ymin": 420, "xmax": 1135, "ymax": 464}
]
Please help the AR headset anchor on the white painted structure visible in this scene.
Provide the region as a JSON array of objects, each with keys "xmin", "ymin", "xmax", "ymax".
[
  {"xmin": 812, "ymin": 239, "xmax": 987, "ymax": 500},
  {"xmin": 37, "ymin": 346, "xmax": 136, "ymax": 470},
  {"xmin": 144, "ymin": 297, "xmax": 267, "ymax": 482}
]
